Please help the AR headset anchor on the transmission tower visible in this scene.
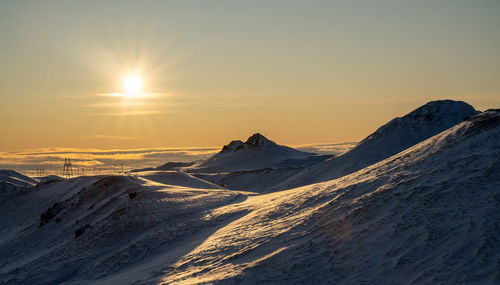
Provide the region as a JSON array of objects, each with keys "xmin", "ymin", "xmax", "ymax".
[
  {"xmin": 63, "ymin": 158, "xmax": 73, "ymax": 178},
  {"xmin": 35, "ymin": 169, "xmax": 45, "ymax": 177}
]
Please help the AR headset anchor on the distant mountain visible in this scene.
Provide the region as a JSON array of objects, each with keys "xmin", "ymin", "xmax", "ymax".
[
  {"xmin": 187, "ymin": 133, "xmax": 332, "ymax": 172},
  {"xmin": 130, "ymin": 161, "xmax": 195, "ymax": 173},
  {"xmin": 130, "ymin": 134, "xmax": 331, "ymax": 174},
  {"xmin": 194, "ymin": 100, "xmax": 480, "ymax": 192},
  {"xmin": 279, "ymin": 100, "xmax": 479, "ymax": 189}
]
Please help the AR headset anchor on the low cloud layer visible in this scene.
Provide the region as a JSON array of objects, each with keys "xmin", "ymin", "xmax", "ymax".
[
  {"xmin": 0, "ymin": 142, "xmax": 356, "ymax": 176},
  {"xmin": 0, "ymin": 147, "xmax": 219, "ymax": 176}
]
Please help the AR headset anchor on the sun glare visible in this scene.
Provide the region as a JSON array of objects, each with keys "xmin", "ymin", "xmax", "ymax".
[{"xmin": 123, "ymin": 75, "xmax": 142, "ymax": 94}]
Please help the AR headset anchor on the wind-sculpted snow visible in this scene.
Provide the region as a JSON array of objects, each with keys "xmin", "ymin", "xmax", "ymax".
[
  {"xmin": 0, "ymin": 169, "xmax": 37, "ymax": 190},
  {"xmin": 0, "ymin": 169, "xmax": 39, "ymax": 202},
  {"xmin": 0, "ymin": 175, "xmax": 244, "ymax": 284},
  {"xmin": 133, "ymin": 170, "xmax": 223, "ymax": 189}
]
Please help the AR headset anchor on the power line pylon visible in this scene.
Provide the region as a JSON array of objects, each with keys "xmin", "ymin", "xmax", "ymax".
[{"xmin": 63, "ymin": 158, "xmax": 73, "ymax": 178}]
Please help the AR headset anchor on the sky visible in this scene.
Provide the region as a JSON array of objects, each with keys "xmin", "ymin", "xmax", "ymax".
[{"xmin": 1, "ymin": 0, "xmax": 499, "ymax": 155}]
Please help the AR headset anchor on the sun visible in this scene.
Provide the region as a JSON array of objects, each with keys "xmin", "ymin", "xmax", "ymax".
[{"xmin": 123, "ymin": 75, "xmax": 142, "ymax": 94}]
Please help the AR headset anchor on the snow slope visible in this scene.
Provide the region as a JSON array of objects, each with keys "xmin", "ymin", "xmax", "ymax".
[
  {"xmin": 277, "ymin": 100, "xmax": 479, "ymax": 190},
  {"xmin": 0, "ymin": 175, "xmax": 244, "ymax": 284},
  {"xmin": 193, "ymin": 100, "xmax": 480, "ymax": 193},
  {"xmin": 0, "ymin": 169, "xmax": 38, "ymax": 202},
  {"xmin": 194, "ymin": 167, "xmax": 304, "ymax": 193},
  {"xmin": 144, "ymin": 109, "xmax": 499, "ymax": 284},
  {"xmin": 133, "ymin": 170, "xmax": 223, "ymax": 189},
  {"xmin": 0, "ymin": 169, "xmax": 37, "ymax": 188},
  {"xmin": 188, "ymin": 133, "xmax": 331, "ymax": 172}
]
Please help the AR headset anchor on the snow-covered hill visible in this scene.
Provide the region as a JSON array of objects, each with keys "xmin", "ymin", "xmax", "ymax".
[
  {"xmin": 149, "ymin": 109, "xmax": 500, "ymax": 284},
  {"xmin": 276, "ymin": 100, "xmax": 479, "ymax": 190},
  {"xmin": 0, "ymin": 169, "xmax": 37, "ymax": 188},
  {"xmin": 0, "ymin": 169, "xmax": 38, "ymax": 202},
  {"xmin": 188, "ymin": 133, "xmax": 331, "ymax": 172},
  {"xmin": 0, "ymin": 105, "xmax": 497, "ymax": 285},
  {"xmin": 192, "ymin": 100, "xmax": 480, "ymax": 193},
  {"xmin": 0, "ymin": 174, "xmax": 244, "ymax": 284}
]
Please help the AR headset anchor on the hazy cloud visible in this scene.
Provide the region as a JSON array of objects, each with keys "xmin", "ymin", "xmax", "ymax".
[
  {"xmin": 0, "ymin": 147, "xmax": 220, "ymax": 175},
  {"xmin": 0, "ymin": 143, "xmax": 356, "ymax": 176}
]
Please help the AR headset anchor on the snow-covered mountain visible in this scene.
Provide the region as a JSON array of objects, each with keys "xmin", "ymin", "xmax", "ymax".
[
  {"xmin": 152, "ymin": 109, "xmax": 500, "ymax": 284},
  {"xmin": 193, "ymin": 100, "xmax": 480, "ymax": 192},
  {"xmin": 276, "ymin": 100, "xmax": 479, "ymax": 190},
  {"xmin": 0, "ymin": 104, "xmax": 497, "ymax": 284},
  {"xmin": 188, "ymin": 133, "xmax": 331, "ymax": 172}
]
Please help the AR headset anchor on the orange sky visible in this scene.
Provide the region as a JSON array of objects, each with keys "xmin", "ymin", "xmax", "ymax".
[{"xmin": 1, "ymin": 1, "xmax": 499, "ymax": 152}]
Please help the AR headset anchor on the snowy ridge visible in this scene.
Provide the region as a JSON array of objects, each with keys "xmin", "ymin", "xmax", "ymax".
[
  {"xmin": 0, "ymin": 169, "xmax": 37, "ymax": 188},
  {"xmin": 191, "ymin": 100, "xmax": 480, "ymax": 193},
  {"xmin": 0, "ymin": 170, "xmax": 38, "ymax": 202},
  {"xmin": 133, "ymin": 170, "xmax": 223, "ymax": 189},
  {"xmin": 277, "ymin": 100, "xmax": 479, "ymax": 190}
]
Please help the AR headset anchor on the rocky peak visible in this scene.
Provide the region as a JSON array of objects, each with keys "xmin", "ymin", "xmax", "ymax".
[
  {"xmin": 221, "ymin": 140, "xmax": 244, "ymax": 153},
  {"xmin": 243, "ymin": 133, "xmax": 275, "ymax": 148},
  {"xmin": 219, "ymin": 133, "xmax": 276, "ymax": 153}
]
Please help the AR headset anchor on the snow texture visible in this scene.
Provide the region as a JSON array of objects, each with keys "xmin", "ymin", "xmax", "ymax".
[{"xmin": 0, "ymin": 102, "xmax": 498, "ymax": 285}]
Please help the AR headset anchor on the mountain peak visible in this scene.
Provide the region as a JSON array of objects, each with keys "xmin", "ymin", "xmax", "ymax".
[
  {"xmin": 361, "ymin": 100, "xmax": 478, "ymax": 144},
  {"xmin": 244, "ymin": 133, "xmax": 275, "ymax": 148},
  {"xmin": 219, "ymin": 133, "xmax": 275, "ymax": 153},
  {"xmin": 403, "ymin": 100, "xmax": 477, "ymax": 121},
  {"xmin": 201, "ymin": 132, "xmax": 324, "ymax": 172}
]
